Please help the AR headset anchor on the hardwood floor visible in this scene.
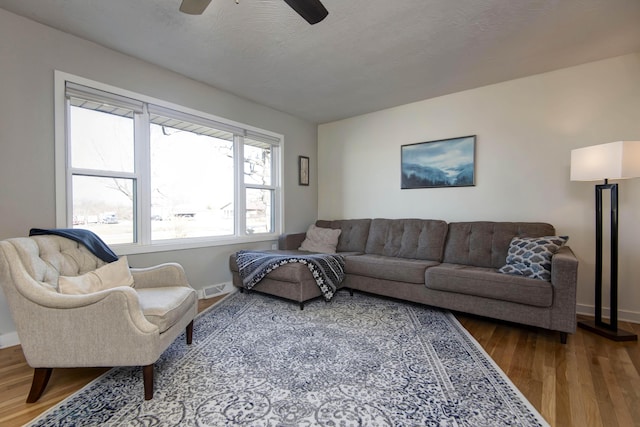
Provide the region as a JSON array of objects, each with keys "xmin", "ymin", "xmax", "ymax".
[
  {"xmin": 0, "ymin": 295, "xmax": 638, "ymax": 427},
  {"xmin": 456, "ymin": 313, "xmax": 640, "ymax": 427}
]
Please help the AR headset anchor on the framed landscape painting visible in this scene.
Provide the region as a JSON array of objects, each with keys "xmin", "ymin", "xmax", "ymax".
[{"xmin": 401, "ymin": 135, "xmax": 476, "ymax": 189}]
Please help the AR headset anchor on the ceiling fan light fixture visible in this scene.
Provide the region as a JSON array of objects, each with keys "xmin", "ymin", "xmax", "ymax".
[
  {"xmin": 179, "ymin": 0, "xmax": 213, "ymax": 15},
  {"xmin": 179, "ymin": 0, "xmax": 328, "ymax": 25},
  {"xmin": 283, "ymin": 0, "xmax": 328, "ymax": 25}
]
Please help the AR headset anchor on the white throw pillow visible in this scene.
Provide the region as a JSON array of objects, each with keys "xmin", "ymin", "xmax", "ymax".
[
  {"xmin": 299, "ymin": 224, "xmax": 342, "ymax": 253},
  {"xmin": 58, "ymin": 256, "xmax": 134, "ymax": 294}
]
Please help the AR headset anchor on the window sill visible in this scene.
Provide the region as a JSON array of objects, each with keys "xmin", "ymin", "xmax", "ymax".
[{"xmin": 112, "ymin": 234, "xmax": 279, "ymax": 255}]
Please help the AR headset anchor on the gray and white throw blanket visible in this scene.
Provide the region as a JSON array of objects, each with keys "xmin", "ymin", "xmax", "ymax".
[{"xmin": 235, "ymin": 250, "xmax": 345, "ymax": 300}]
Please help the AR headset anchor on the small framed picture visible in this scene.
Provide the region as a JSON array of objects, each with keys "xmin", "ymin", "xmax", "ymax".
[{"xmin": 299, "ymin": 156, "xmax": 310, "ymax": 186}]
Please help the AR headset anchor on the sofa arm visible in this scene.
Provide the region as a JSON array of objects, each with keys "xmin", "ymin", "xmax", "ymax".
[
  {"xmin": 551, "ymin": 246, "xmax": 579, "ymax": 288},
  {"xmin": 549, "ymin": 245, "xmax": 579, "ymax": 333},
  {"xmin": 130, "ymin": 263, "xmax": 191, "ymax": 289},
  {"xmin": 278, "ymin": 232, "xmax": 306, "ymax": 250}
]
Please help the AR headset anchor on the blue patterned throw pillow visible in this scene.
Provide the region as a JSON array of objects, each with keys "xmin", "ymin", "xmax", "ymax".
[{"xmin": 498, "ymin": 236, "xmax": 568, "ymax": 281}]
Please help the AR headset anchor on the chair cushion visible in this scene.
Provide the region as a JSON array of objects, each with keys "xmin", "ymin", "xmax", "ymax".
[
  {"xmin": 58, "ymin": 256, "xmax": 133, "ymax": 294},
  {"xmin": 33, "ymin": 235, "xmax": 108, "ymax": 276},
  {"xmin": 137, "ymin": 286, "xmax": 197, "ymax": 333}
]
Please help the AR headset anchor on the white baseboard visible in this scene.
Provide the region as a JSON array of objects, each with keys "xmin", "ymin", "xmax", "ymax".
[
  {"xmin": 198, "ymin": 282, "xmax": 234, "ymax": 299},
  {"xmin": 576, "ymin": 304, "xmax": 640, "ymax": 324},
  {"xmin": 0, "ymin": 331, "xmax": 20, "ymax": 349}
]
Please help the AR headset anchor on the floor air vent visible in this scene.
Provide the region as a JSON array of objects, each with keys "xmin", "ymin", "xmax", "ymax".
[{"xmin": 202, "ymin": 283, "xmax": 227, "ymax": 299}]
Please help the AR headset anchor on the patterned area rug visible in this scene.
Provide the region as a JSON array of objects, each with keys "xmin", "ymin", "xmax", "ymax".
[{"xmin": 29, "ymin": 291, "xmax": 548, "ymax": 426}]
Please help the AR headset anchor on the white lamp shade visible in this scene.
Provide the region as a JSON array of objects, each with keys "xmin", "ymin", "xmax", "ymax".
[{"xmin": 570, "ymin": 141, "xmax": 640, "ymax": 181}]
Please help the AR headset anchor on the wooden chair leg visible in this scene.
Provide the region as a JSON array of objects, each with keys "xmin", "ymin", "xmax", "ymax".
[
  {"xmin": 186, "ymin": 320, "xmax": 194, "ymax": 345},
  {"xmin": 27, "ymin": 368, "xmax": 53, "ymax": 403},
  {"xmin": 143, "ymin": 364, "xmax": 154, "ymax": 400}
]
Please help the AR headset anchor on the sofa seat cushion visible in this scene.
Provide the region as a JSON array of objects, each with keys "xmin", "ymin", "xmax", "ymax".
[
  {"xmin": 345, "ymin": 254, "xmax": 439, "ymax": 284},
  {"xmin": 137, "ymin": 286, "xmax": 197, "ymax": 333},
  {"xmin": 425, "ymin": 263, "xmax": 553, "ymax": 307}
]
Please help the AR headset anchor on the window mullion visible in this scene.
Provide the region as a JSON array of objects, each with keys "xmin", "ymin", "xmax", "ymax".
[
  {"xmin": 272, "ymin": 144, "xmax": 282, "ymax": 233},
  {"xmin": 235, "ymin": 135, "xmax": 246, "ymax": 237},
  {"xmin": 136, "ymin": 105, "xmax": 151, "ymax": 245},
  {"xmin": 63, "ymin": 96, "xmax": 73, "ymax": 228}
]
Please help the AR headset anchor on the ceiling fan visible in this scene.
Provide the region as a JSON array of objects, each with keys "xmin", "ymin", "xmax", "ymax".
[{"xmin": 179, "ymin": 0, "xmax": 329, "ymax": 25}]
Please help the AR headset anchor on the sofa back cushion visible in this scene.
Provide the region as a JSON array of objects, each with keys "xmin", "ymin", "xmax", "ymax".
[
  {"xmin": 443, "ymin": 222, "xmax": 556, "ymax": 268},
  {"xmin": 364, "ymin": 218, "xmax": 448, "ymax": 260},
  {"xmin": 315, "ymin": 219, "xmax": 371, "ymax": 252}
]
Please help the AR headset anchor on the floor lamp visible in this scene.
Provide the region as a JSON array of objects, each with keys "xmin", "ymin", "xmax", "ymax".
[{"xmin": 570, "ymin": 141, "xmax": 640, "ymax": 341}]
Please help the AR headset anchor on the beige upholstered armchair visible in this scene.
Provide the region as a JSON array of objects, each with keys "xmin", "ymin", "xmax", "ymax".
[{"xmin": 0, "ymin": 235, "xmax": 198, "ymax": 402}]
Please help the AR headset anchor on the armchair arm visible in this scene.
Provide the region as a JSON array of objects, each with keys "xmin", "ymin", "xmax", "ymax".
[
  {"xmin": 130, "ymin": 262, "xmax": 190, "ymax": 289},
  {"xmin": 9, "ymin": 269, "xmax": 157, "ymax": 335},
  {"xmin": 32, "ymin": 284, "xmax": 145, "ymax": 311},
  {"xmin": 4, "ymin": 271, "xmax": 161, "ymax": 367},
  {"xmin": 18, "ymin": 288, "xmax": 162, "ymax": 367}
]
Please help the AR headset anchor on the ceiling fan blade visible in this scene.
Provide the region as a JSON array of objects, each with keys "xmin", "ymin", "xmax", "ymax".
[
  {"xmin": 179, "ymin": 0, "xmax": 213, "ymax": 15},
  {"xmin": 283, "ymin": 0, "xmax": 328, "ymax": 25}
]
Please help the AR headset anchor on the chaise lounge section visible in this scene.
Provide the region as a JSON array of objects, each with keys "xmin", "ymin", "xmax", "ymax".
[{"xmin": 230, "ymin": 218, "xmax": 578, "ymax": 342}]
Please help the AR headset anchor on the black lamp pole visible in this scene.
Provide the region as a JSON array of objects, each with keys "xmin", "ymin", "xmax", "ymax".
[{"xmin": 578, "ymin": 179, "xmax": 637, "ymax": 341}]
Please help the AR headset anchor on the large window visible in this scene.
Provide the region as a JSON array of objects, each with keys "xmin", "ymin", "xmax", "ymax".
[{"xmin": 56, "ymin": 74, "xmax": 282, "ymax": 252}]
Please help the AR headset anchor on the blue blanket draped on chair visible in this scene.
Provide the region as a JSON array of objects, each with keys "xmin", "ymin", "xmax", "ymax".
[
  {"xmin": 235, "ymin": 250, "xmax": 345, "ymax": 300},
  {"xmin": 29, "ymin": 228, "xmax": 118, "ymax": 263}
]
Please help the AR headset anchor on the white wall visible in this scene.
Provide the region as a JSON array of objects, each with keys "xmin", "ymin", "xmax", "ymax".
[
  {"xmin": 318, "ymin": 53, "xmax": 640, "ymax": 323},
  {"xmin": 0, "ymin": 9, "xmax": 318, "ymax": 344}
]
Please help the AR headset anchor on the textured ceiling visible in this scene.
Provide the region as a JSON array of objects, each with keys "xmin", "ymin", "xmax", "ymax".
[{"xmin": 1, "ymin": 0, "xmax": 639, "ymax": 123}]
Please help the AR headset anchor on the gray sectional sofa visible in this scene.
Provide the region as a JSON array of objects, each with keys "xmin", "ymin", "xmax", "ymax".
[{"xmin": 230, "ymin": 218, "xmax": 578, "ymax": 342}]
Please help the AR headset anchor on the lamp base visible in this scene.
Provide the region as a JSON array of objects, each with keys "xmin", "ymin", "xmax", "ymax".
[{"xmin": 578, "ymin": 319, "xmax": 638, "ymax": 342}]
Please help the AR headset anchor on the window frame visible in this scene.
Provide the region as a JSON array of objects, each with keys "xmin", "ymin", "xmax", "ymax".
[{"xmin": 54, "ymin": 71, "xmax": 284, "ymax": 255}]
